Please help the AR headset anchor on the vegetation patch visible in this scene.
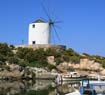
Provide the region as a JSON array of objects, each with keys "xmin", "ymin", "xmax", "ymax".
[{"xmin": 0, "ymin": 43, "xmax": 105, "ymax": 68}]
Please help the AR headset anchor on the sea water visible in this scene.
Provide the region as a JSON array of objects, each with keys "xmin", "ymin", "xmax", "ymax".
[
  {"xmin": 0, "ymin": 80, "xmax": 80, "ymax": 95},
  {"xmin": 0, "ymin": 80, "xmax": 105, "ymax": 95}
]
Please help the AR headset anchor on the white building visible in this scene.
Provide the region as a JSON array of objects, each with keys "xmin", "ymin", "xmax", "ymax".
[{"xmin": 28, "ymin": 19, "xmax": 50, "ymax": 45}]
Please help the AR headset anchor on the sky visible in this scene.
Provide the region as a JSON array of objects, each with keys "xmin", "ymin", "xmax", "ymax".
[{"xmin": 0, "ymin": 0, "xmax": 105, "ymax": 56}]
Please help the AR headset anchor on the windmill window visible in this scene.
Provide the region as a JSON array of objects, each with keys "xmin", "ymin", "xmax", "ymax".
[
  {"xmin": 32, "ymin": 41, "xmax": 36, "ymax": 44},
  {"xmin": 32, "ymin": 24, "xmax": 35, "ymax": 28}
]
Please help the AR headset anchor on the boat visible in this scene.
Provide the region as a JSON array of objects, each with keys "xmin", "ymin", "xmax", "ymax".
[
  {"xmin": 80, "ymin": 78, "xmax": 105, "ymax": 95},
  {"xmin": 88, "ymin": 74, "xmax": 105, "ymax": 80},
  {"xmin": 55, "ymin": 72, "xmax": 87, "ymax": 85},
  {"xmin": 54, "ymin": 72, "xmax": 85, "ymax": 95},
  {"xmin": 62, "ymin": 75, "xmax": 86, "ymax": 81},
  {"xmin": 61, "ymin": 71, "xmax": 87, "ymax": 81}
]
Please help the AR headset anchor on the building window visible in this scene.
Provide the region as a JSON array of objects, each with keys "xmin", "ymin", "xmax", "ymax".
[
  {"xmin": 32, "ymin": 24, "xmax": 35, "ymax": 28},
  {"xmin": 32, "ymin": 41, "xmax": 36, "ymax": 44}
]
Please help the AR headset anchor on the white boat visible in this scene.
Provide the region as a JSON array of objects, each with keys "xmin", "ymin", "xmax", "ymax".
[
  {"xmin": 62, "ymin": 71, "xmax": 86, "ymax": 81},
  {"xmin": 88, "ymin": 74, "xmax": 105, "ymax": 80},
  {"xmin": 55, "ymin": 72, "xmax": 87, "ymax": 85},
  {"xmin": 89, "ymin": 80, "xmax": 105, "ymax": 84},
  {"xmin": 80, "ymin": 78, "xmax": 105, "ymax": 95}
]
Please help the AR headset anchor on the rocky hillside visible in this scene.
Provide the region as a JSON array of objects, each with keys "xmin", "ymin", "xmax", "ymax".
[
  {"xmin": 60, "ymin": 58, "xmax": 105, "ymax": 75},
  {"xmin": 0, "ymin": 43, "xmax": 105, "ymax": 77}
]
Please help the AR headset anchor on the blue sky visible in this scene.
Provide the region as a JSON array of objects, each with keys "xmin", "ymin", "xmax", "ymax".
[{"xmin": 0, "ymin": 0, "xmax": 105, "ymax": 56}]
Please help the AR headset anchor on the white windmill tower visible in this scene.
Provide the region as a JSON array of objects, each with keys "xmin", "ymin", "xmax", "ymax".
[
  {"xmin": 28, "ymin": 19, "xmax": 50, "ymax": 45},
  {"xmin": 28, "ymin": 2, "xmax": 61, "ymax": 45}
]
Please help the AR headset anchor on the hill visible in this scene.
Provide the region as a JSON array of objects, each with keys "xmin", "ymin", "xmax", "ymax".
[{"xmin": 0, "ymin": 43, "xmax": 105, "ymax": 76}]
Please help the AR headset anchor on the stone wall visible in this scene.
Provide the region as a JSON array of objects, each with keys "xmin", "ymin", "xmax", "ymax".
[{"xmin": 15, "ymin": 44, "xmax": 66, "ymax": 50}]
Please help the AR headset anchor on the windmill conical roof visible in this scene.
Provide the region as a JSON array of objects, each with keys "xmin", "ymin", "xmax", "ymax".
[{"xmin": 32, "ymin": 19, "xmax": 46, "ymax": 23}]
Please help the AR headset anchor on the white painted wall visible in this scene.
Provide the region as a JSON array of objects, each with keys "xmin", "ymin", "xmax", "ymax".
[{"xmin": 28, "ymin": 22, "xmax": 50, "ymax": 45}]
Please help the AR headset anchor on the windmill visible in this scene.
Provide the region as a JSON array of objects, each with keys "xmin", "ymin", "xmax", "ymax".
[{"xmin": 28, "ymin": 0, "xmax": 61, "ymax": 45}]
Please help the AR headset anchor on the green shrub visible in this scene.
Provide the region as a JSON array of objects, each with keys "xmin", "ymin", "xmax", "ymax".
[{"xmin": 47, "ymin": 64, "xmax": 56, "ymax": 71}]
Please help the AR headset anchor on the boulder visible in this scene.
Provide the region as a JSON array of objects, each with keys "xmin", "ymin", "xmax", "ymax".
[
  {"xmin": 79, "ymin": 58, "xmax": 103, "ymax": 71},
  {"xmin": 47, "ymin": 56, "xmax": 56, "ymax": 65},
  {"xmin": 90, "ymin": 62, "xmax": 103, "ymax": 71},
  {"xmin": 100, "ymin": 69, "xmax": 105, "ymax": 75},
  {"xmin": 51, "ymin": 69, "xmax": 57, "ymax": 73}
]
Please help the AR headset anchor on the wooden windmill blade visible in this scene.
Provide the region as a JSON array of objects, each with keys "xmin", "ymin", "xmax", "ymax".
[
  {"xmin": 40, "ymin": 0, "xmax": 62, "ymax": 44},
  {"xmin": 40, "ymin": 0, "xmax": 51, "ymax": 21},
  {"xmin": 52, "ymin": 24, "xmax": 61, "ymax": 42}
]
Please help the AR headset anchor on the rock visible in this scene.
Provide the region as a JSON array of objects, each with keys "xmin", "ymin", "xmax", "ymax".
[
  {"xmin": 90, "ymin": 62, "xmax": 103, "ymax": 71},
  {"xmin": 0, "ymin": 69, "xmax": 22, "ymax": 79},
  {"xmin": 9, "ymin": 64, "xmax": 21, "ymax": 71},
  {"xmin": 51, "ymin": 69, "xmax": 57, "ymax": 73},
  {"xmin": 47, "ymin": 56, "xmax": 56, "ymax": 65},
  {"xmin": 78, "ymin": 58, "xmax": 104, "ymax": 71},
  {"xmin": 100, "ymin": 69, "xmax": 105, "ymax": 75},
  {"xmin": 79, "ymin": 58, "xmax": 89, "ymax": 69}
]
